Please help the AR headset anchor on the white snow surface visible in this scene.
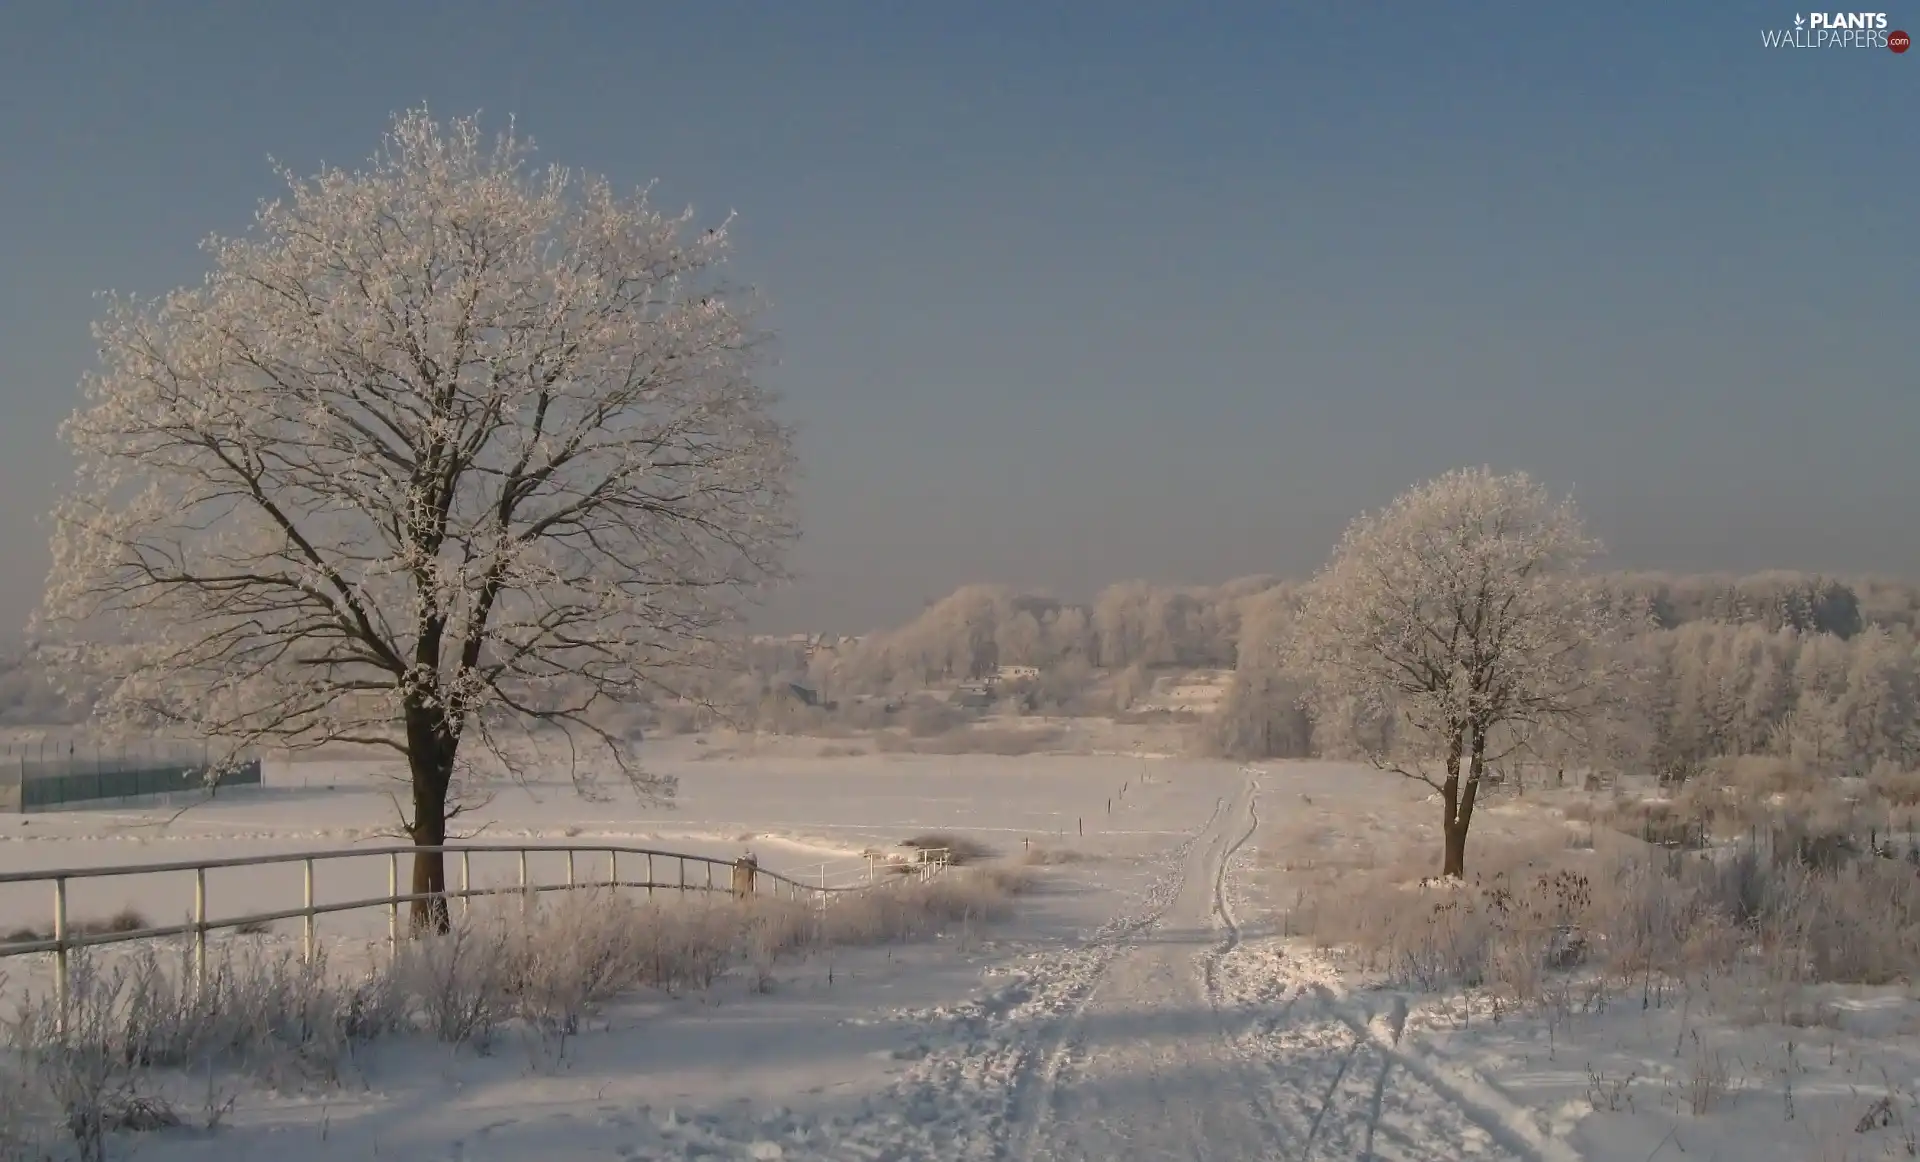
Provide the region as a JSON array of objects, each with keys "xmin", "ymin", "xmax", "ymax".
[{"xmin": 3, "ymin": 742, "xmax": 1917, "ymax": 1160}]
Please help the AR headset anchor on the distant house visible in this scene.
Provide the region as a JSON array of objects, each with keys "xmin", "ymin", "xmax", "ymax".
[{"xmin": 996, "ymin": 665, "xmax": 1041, "ymax": 682}]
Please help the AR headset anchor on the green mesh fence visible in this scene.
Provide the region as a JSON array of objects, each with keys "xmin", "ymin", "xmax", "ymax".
[{"xmin": 3, "ymin": 746, "xmax": 261, "ymax": 812}]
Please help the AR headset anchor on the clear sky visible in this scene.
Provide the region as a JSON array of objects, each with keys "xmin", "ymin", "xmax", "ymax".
[{"xmin": 0, "ymin": 2, "xmax": 1913, "ymax": 635}]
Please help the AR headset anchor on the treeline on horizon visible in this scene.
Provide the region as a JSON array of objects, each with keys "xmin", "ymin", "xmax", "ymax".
[
  {"xmin": 8, "ymin": 571, "xmax": 1920, "ymax": 787},
  {"xmin": 733, "ymin": 570, "xmax": 1920, "ymax": 779}
]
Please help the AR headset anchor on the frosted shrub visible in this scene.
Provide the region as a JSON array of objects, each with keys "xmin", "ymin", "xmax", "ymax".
[
  {"xmin": 1, "ymin": 862, "xmax": 1032, "ymax": 1154},
  {"xmin": 8, "ymin": 953, "xmax": 184, "ymax": 1162},
  {"xmin": 394, "ymin": 923, "xmax": 509, "ymax": 1047},
  {"xmin": 492, "ymin": 890, "xmax": 724, "ymax": 1030},
  {"xmin": 0, "ymin": 1056, "xmax": 47, "ymax": 1162},
  {"xmin": 820, "ymin": 865, "xmax": 1029, "ymax": 946},
  {"xmin": 1304, "ymin": 837, "xmax": 1920, "ymax": 1004},
  {"xmin": 1595, "ymin": 859, "xmax": 1716, "ymax": 977},
  {"xmin": 1791, "ymin": 863, "xmax": 1920, "ymax": 986},
  {"xmin": 628, "ymin": 898, "xmax": 743, "ymax": 993}
]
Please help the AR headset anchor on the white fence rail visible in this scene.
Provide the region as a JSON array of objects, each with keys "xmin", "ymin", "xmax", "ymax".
[{"xmin": 0, "ymin": 840, "xmax": 950, "ymax": 1027}]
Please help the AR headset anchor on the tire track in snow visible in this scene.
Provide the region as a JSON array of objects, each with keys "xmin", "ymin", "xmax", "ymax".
[
  {"xmin": 1206, "ymin": 774, "xmax": 1562, "ymax": 1162},
  {"xmin": 727, "ymin": 764, "xmax": 1565, "ymax": 1162},
  {"xmin": 1201, "ymin": 775, "xmax": 1260, "ymax": 997},
  {"xmin": 1199, "ymin": 775, "xmax": 1302, "ymax": 1161},
  {"xmin": 1298, "ymin": 1030, "xmax": 1364, "ymax": 1158},
  {"xmin": 1306, "ymin": 985, "xmax": 1583, "ymax": 1162},
  {"xmin": 1012, "ymin": 774, "xmax": 1300, "ymax": 1162},
  {"xmin": 761, "ymin": 794, "xmax": 1229, "ymax": 1162},
  {"xmin": 1007, "ymin": 794, "xmax": 1230, "ymax": 1161},
  {"xmin": 1361, "ymin": 1052, "xmax": 1394, "ymax": 1161}
]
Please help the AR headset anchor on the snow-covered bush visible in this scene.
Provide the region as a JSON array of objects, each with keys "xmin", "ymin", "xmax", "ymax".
[
  {"xmin": 1299, "ymin": 837, "xmax": 1920, "ymax": 1001},
  {"xmin": 0, "ymin": 864, "xmax": 1031, "ymax": 1156}
]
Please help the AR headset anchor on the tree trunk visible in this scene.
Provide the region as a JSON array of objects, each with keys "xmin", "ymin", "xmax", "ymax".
[
  {"xmin": 1442, "ymin": 723, "xmax": 1491, "ymax": 880},
  {"xmin": 1442, "ymin": 817, "xmax": 1468, "ymax": 878},
  {"xmin": 404, "ymin": 709, "xmax": 456, "ymax": 934},
  {"xmin": 1438, "ymin": 725, "xmax": 1467, "ymax": 878},
  {"xmin": 410, "ymin": 807, "xmax": 450, "ymax": 934}
]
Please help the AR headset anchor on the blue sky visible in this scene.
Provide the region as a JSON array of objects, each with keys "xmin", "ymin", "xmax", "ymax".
[{"xmin": 0, "ymin": 2, "xmax": 1913, "ymax": 633}]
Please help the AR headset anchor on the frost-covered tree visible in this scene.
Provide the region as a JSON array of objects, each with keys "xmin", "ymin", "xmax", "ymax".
[
  {"xmin": 36, "ymin": 109, "xmax": 796, "ymax": 930},
  {"xmin": 1206, "ymin": 583, "xmax": 1314, "ymax": 759},
  {"xmin": 1091, "ymin": 582, "xmax": 1152, "ymax": 669},
  {"xmin": 1836, "ymin": 627, "xmax": 1918, "ymax": 770},
  {"xmin": 1287, "ymin": 468, "xmax": 1644, "ymax": 877},
  {"xmin": 994, "ymin": 610, "xmax": 1046, "ymax": 668}
]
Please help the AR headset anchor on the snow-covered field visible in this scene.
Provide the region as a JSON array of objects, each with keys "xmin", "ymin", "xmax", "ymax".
[
  {"xmin": 0, "ymin": 739, "xmax": 1169, "ymax": 943},
  {"xmin": 3, "ymin": 741, "xmax": 1916, "ymax": 1160}
]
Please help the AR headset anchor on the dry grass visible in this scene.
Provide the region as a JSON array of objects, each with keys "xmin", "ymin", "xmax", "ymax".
[
  {"xmin": 1556, "ymin": 758, "xmax": 1920, "ymax": 854},
  {"xmin": 1560, "ymin": 795, "xmax": 1712, "ymax": 849},
  {"xmin": 1111, "ymin": 708, "xmax": 1202, "ymax": 726},
  {"xmin": 1868, "ymin": 766, "xmax": 1920, "ymax": 808},
  {"xmin": 4, "ymin": 907, "xmax": 152, "ymax": 947},
  {"xmin": 1298, "ymin": 834, "xmax": 1920, "ymax": 1001},
  {"xmin": 0, "ymin": 863, "xmax": 1033, "ymax": 1160},
  {"xmin": 1020, "ymin": 843, "xmax": 1096, "ymax": 866},
  {"xmin": 813, "ymin": 863, "xmax": 1030, "ymax": 946}
]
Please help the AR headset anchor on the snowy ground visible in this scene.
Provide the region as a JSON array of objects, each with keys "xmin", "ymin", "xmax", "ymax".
[
  {"xmin": 4, "ymin": 742, "xmax": 1917, "ymax": 1159},
  {"xmin": 0, "ymin": 738, "xmax": 1164, "ymax": 942}
]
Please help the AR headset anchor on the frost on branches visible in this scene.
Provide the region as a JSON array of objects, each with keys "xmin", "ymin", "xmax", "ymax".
[
  {"xmin": 35, "ymin": 109, "xmax": 797, "ymax": 927},
  {"xmin": 1287, "ymin": 468, "xmax": 1646, "ymax": 877}
]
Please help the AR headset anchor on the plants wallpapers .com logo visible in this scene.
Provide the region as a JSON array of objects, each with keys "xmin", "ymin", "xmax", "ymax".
[{"xmin": 1761, "ymin": 11, "xmax": 1909, "ymax": 49}]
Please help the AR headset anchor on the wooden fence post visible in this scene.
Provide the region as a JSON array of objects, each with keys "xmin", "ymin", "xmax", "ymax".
[
  {"xmin": 52, "ymin": 876, "xmax": 68, "ymax": 1037},
  {"xmin": 387, "ymin": 852, "xmax": 399, "ymax": 951},
  {"xmin": 519, "ymin": 849, "xmax": 531, "ymax": 917},
  {"xmin": 193, "ymin": 866, "xmax": 208, "ymax": 993},
  {"xmin": 302, "ymin": 858, "xmax": 315, "ymax": 963}
]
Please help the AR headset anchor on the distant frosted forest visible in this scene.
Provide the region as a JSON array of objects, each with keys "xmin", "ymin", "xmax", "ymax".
[
  {"xmin": 8, "ymin": 570, "xmax": 1918, "ymax": 786},
  {"xmin": 738, "ymin": 571, "xmax": 1912, "ymax": 778}
]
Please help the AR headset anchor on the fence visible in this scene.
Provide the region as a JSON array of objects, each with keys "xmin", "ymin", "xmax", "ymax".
[
  {"xmin": 0, "ymin": 839, "xmax": 950, "ymax": 1031},
  {"xmin": 0, "ymin": 740, "xmax": 262, "ymax": 812}
]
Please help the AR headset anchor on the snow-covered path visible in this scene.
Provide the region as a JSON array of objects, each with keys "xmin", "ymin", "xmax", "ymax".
[
  {"xmin": 814, "ymin": 770, "xmax": 1561, "ymax": 1162},
  {"xmin": 1017, "ymin": 776, "xmax": 1284, "ymax": 1160}
]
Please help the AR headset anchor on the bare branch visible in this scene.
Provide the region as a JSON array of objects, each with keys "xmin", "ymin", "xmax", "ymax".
[{"xmin": 35, "ymin": 108, "xmax": 795, "ymax": 855}]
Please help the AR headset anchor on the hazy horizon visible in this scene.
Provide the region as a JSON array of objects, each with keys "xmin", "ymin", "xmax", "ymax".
[{"xmin": 2, "ymin": 3, "xmax": 1914, "ymax": 637}]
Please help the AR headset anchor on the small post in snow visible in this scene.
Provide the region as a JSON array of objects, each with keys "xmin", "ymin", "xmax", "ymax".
[
  {"xmin": 731, "ymin": 854, "xmax": 758, "ymax": 899},
  {"xmin": 387, "ymin": 852, "xmax": 400, "ymax": 950}
]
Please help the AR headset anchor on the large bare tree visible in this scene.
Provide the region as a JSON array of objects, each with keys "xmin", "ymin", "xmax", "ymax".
[
  {"xmin": 1286, "ymin": 468, "xmax": 1643, "ymax": 877},
  {"xmin": 36, "ymin": 109, "xmax": 797, "ymax": 929}
]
